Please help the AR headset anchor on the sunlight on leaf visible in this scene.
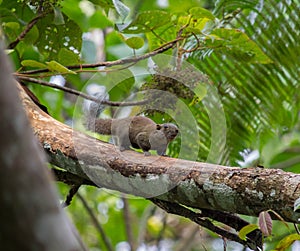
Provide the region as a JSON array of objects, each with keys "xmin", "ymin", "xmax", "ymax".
[
  {"xmin": 5, "ymin": 49, "xmax": 14, "ymax": 55},
  {"xmin": 46, "ymin": 60, "xmax": 76, "ymax": 74},
  {"xmin": 21, "ymin": 60, "xmax": 47, "ymax": 68},
  {"xmin": 189, "ymin": 7, "xmax": 216, "ymax": 20},
  {"xmin": 238, "ymin": 224, "xmax": 259, "ymax": 240},
  {"xmin": 273, "ymin": 233, "xmax": 300, "ymax": 251}
]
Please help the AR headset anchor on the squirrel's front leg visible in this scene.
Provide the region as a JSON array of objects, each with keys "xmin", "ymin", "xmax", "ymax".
[
  {"xmin": 157, "ymin": 149, "xmax": 168, "ymax": 156},
  {"xmin": 143, "ymin": 151, "xmax": 151, "ymax": 156}
]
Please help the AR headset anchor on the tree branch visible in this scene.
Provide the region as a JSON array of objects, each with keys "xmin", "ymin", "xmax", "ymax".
[
  {"xmin": 76, "ymin": 193, "xmax": 114, "ymax": 251},
  {"xmin": 18, "ymin": 76, "xmax": 149, "ymax": 107},
  {"xmin": 18, "ymin": 38, "xmax": 180, "ymax": 75},
  {"xmin": 18, "ymin": 81, "xmax": 300, "ymax": 249},
  {"xmin": 62, "ymin": 184, "xmax": 81, "ymax": 208},
  {"xmin": 151, "ymin": 199, "xmax": 259, "ymax": 249},
  {"xmin": 122, "ymin": 196, "xmax": 136, "ymax": 250},
  {"xmin": 8, "ymin": 12, "xmax": 46, "ymax": 49}
]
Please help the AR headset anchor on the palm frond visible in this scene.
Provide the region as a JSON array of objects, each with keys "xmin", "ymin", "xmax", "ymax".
[{"xmin": 191, "ymin": 0, "xmax": 300, "ymax": 165}]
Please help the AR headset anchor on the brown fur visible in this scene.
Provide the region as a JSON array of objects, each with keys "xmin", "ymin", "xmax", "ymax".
[{"xmin": 86, "ymin": 116, "xmax": 178, "ymax": 156}]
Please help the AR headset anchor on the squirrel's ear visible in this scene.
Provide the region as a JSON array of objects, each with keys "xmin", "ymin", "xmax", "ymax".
[{"xmin": 156, "ymin": 124, "xmax": 162, "ymax": 130}]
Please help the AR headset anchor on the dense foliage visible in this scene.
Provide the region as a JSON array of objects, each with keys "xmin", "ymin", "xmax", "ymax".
[{"xmin": 1, "ymin": 0, "xmax": 300, "ymax": 250}]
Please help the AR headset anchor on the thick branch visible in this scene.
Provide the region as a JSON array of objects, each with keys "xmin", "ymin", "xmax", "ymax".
[{"xmin": 19, "ymin": 82, "xmax": 300, "ymax": 225}]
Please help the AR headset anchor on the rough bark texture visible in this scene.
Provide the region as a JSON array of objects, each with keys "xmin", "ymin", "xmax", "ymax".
[
  {"xmin": 18, "ymin": 82, "xmax": 300, "ymax": 224},
  {"xmin": 0, "ymin": 49, "xmax": 84, "ymax": 251}
]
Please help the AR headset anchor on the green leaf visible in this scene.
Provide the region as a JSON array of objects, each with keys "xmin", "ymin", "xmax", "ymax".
[
  {"xmin": 294, "ymin": 197, "xmax": 300, "ymax": 212},
  {"xmin": 214, "ymin": 0, "xmax": 259, "ymax": 16},
  {"xmin": 273, "ymin": 233, "xmax": 300, "ymax": 251},
  {"xmin": 23, "ymin": 25, "xmax": 39, "ymax": 45},
  {"xmin": 21, "ymin": 60, "xmax": 47, "ymax": 68},
  {"xmin": 207, "ymin": 28, "xmax": 273, "ymax": 64},
  {"xmin": 89, "ymin": 10, "xmax": 113, "ymax": 29},
  {"xmin": 58, "ymin": 48, "xmax": 80, "ymax": 66},
  {"xmin": 60, "ymin": 0, "xmax": 88, "ymax": 31},
  {"xmin": 90, "ymin": 0, "xmax": 114, "ymax": 12},
  {"xmin": 193, "ymin": 83, "xmax": 207, "ymax": 101},
  {"xmin": 3, "ymin": 21, "xmax": 20, "ymax": 30},
  {"xmin": 125, "ymin": 36, "xmax": 144, "ymax": 49},
  {"xmin": 122, "ymin": 10, "xmax": 172, "ymax": 34},
  {"xmin": 36, "ymin": 12, "xmax": 82, "ymax": 60},
  {"xmin": 105, "ymin": 69, "xmax": 135, "ymax": 101},
  {"xmin": 146, "ymin": 24, "xmax": 176, "ymax": 51},
  {"xmin": 238, "ymin": 224, "xmax": 259, "ymax": 240},
  {"xmin": 189, "ymin": 7, "xmax": 216, "ymax": 20},
  {"xmin": 258, "ymin": 211, "xmax": 272, "ymax": 237},
  {"xmin": 46, "ymin": 60, "xmax": 76, "ymax": 74}
]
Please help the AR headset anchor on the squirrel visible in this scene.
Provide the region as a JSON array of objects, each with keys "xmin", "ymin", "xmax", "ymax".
[{"xmin": 83, "ymin": 89, "xmax": 179, "ymax": 156}]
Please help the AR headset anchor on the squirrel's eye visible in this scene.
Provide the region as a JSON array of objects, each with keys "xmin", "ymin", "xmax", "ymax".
[
  {"xmin": 175, "ymin": 129, "xmax": 178, "ymax": 133},
  {"xmin": 164, "ymin": 125, "xmax": 168, "ymax": 129}
]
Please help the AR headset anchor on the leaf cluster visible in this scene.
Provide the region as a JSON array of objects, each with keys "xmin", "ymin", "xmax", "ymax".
[{"xmin": 1, "ymin": 0, "xmax": 300, "ymax": 249}]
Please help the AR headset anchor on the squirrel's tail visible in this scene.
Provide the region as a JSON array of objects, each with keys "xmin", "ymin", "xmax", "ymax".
[
  {"xmin": 83, "ymin": 86, "xmax": 112, "ymax": 135},
  {"xmin": 85, "ymin": 117, "xmax": 112, "ymax": 135}
]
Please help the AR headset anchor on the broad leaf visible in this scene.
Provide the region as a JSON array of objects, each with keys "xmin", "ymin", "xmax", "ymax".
[
  {"xmin": 21, "ymin": 60, "xmax": 47, "ymax": 69},
  {"xmin": 206, "ymin": 28, "xmax": 273, "ymax": 64},
  {"xmin": 214, "ymin": 0, "xmax": 259, "ymax": 16},
  {"xmin": 36, "ymin": 13, "xmax": 82, "ymax": 61},
  {"xmin": 125, "ymin": 36, "xmax": 144, "ymax": 50},
  {"xmin": 189, "ymin": 7, "xmax": 216, "ymax": 20},
  {"xmin": 274, "ymin": 233, "xmax": 300, "ymax": 251},
  {"xmin": 89, "ymin": 10, "xmax": 113, "ymax": 29},
  {"xmin": 238, "ymin": 224, "xmax": 259, "ymax": 240},
  {"xmin": 122, "ymin": 10, "xmax": 172, "ymax": 34},
  {"xmin": 258, "ymin": 211, "xmax": 272, "ymax": 237},
  {"xmin": 58, "ymin": 48, "xmax": 80, "ymax": 66},
  {"xmin": 46, "ymin": 60, "xmax": 76, "ymax": 74}
]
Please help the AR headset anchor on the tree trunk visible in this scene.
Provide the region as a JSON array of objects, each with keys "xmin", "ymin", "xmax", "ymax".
[{"xmin": 0, "ymin": 49, "xmax": 85, "ymax": 251}]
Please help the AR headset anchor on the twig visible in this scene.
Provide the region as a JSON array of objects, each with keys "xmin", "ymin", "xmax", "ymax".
[
  {"xmin": 77, "ymin": 193, "xmax": 114, "ymax": 251},
  {"xmin": 52, "ymin": 168, "xmax": 121, "ymax": 251},
  {"xmin": 155, "ymin": 213, "xmax": 167, "ymax": 249},
  {"xmin": 122, "ymin": 196, "xmax": 136, "ymax": 250},
  {"xmin": 8, "ymin": 12, "xmax": 46, "ymax": 49},
  {"xmin": 17, "ymin": 76, "xmax": 149, "ymax": 107},
  {"xmin": 18, "ymin": 38, "xmax": 181, "ymax": 75},
  {"xmin": 174, "ymin": 225, "xmax": 200, "ymax": 251},
  {"xmin": 62, "ymin": 183, "xmax": 81, "ymax": 207},
  {"xmin": 151, "ymin": 199, "xmax": 262, "ymax": 250},
  {"xmin": 137, "ymin": 204, "xmax": 156, "ymax": 247}
]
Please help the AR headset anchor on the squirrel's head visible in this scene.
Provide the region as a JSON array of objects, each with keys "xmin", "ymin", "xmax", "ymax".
[{"xmin": 156, "ymin": 123, "xmax": 179, "ymax": 141}]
